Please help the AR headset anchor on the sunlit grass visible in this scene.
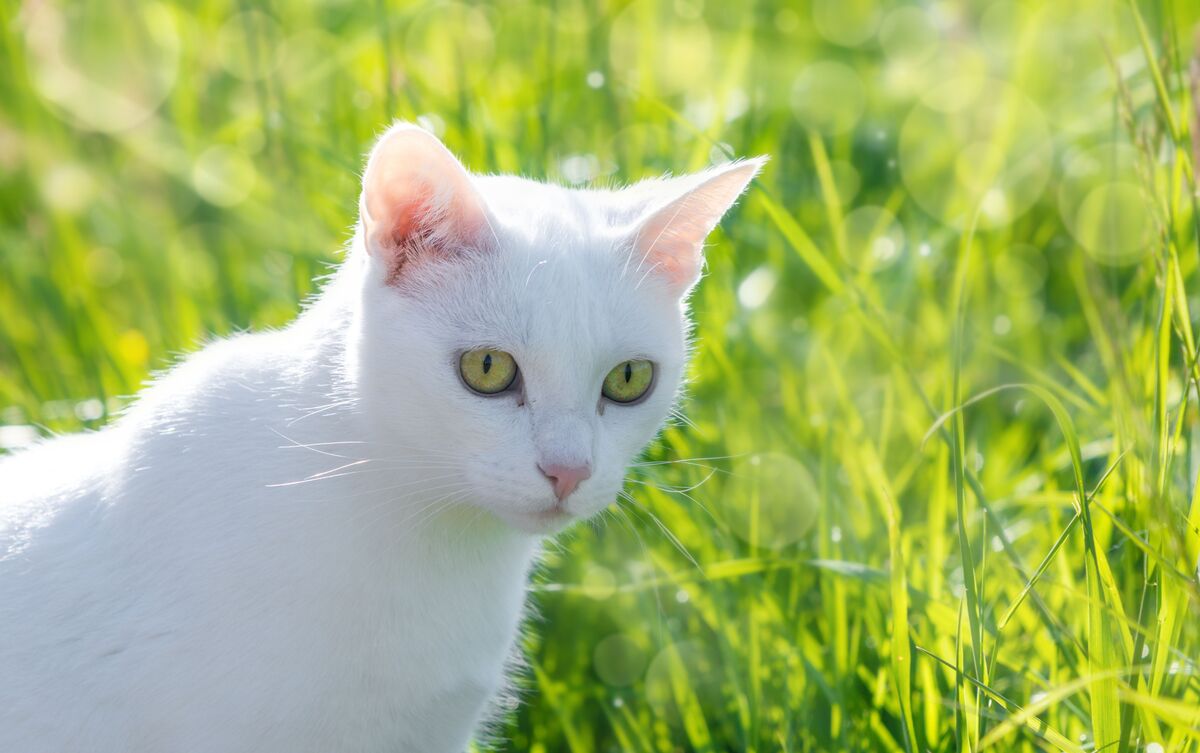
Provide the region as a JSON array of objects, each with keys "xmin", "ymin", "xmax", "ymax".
[{"xmin": 2, "ymin": 0, "xmax": 1200, "ymax": 751}]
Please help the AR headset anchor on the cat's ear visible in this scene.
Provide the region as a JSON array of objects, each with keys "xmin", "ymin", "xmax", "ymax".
[
  {"xmin": 359, "ymin": 123, "xmax": 495, "ymax": 276},
  {"xmin": 631, "ymin": 157, "xmax": 766, "ymax": 296}
]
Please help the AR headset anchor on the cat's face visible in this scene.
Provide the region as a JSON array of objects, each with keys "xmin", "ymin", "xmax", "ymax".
[{"xmin": 353, "ymin": 124, "xmax": 762, "ymax": 535}]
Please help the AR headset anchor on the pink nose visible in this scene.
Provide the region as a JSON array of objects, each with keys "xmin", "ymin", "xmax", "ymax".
[{"xmin": 538, "ymin": 462, "xmax": 592, "ymax": 502}]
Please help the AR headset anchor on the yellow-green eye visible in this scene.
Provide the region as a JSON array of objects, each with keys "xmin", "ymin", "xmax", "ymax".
[
  {"xmin": 460, "ymin": 349, "xmax": 518, "ymax": 395},
  {"xmin": 602, "ymin": 360, "xmax": 654, "ymax": 404}
]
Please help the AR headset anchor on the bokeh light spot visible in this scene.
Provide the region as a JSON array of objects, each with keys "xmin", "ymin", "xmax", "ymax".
[
  {"xmin": 169, "ymin": 225, "xmax": 220, "ymax": 292},
  {"xmin": 775, "ymin": 8, "xmax": 801, "ymax": 33},
  {"xmin": 405, "ymin": 4, "xmax": 496, "ymax": 90},
  {"xmin": 899, "ymin": 79, "xmax": 1050, "ymax": 229},
  {"xmin": 1058, "ymin": 143, "xmax": 1154, "ymax": 266},
  {"xmin": 117, "ymin": 330, "xmax": 150, "ymax": 368},
  {"xmin": 24, "ymin": 1, "xmax": 180, "ymax": 132},
  {"xmin": 1074, "ymin": 183, "xmax": 1155, "ymax": 266},
  {"xmin": 829, "ymin": 160, "xmax": 862, "ymax": 205},
  {"xmin": 193, "ymin": 146, "xmax": 257, "ymax": 207},
  {"xmin": 979, "ymin": 1, "xmax": 1018, "ymax": 60},
  {"xmin": 278, "ymin": 29, "xmax": 339, "ymax": 96},
  {"xmin": 217, "ymin": 11, "xmax": 284, "ymax": 81},
  {"xmin": 879, "ymin": 6, "xmax": 938, "ymax": 64},
  {"xmin": 722, "ymin": 453, "xmax": 819, "ymax": 550},
  {"xmin": 791, "ymin": 62, "xmax": 865, "ymax": 135},
  {"xmin": 0, "ymin": 424, "xmax": 39, "ymax": 451},
  {"xmin": 560, "ymin": 154, "xmax": 600, "ymax": 185},
  {"xmin": 993, "ymin": 244, "xmax": 1047, "ymax": 298},
  {"xmin": 1018, "ymin": 2, "xmax": 1139, "ymax": 135},
  {"xmin": 608, "ymin": 9, "xmax": 712, "ymax": 96},
  {"xmin": 841, "ymin": 206, "xmax": 905, "ymax": 272},
  {"xmin": 737, "ymin": 267, "xmax": 777, "ymax": 310},
  {"xmin": 915, "ymin": 49, "xmax": 988, "ymax": 113},
  {"xmin": 812, "ymin": 0, "xmax": 881, "ymax": 47},
  {"xmin": 85, "ymin": 247, "xmax": 125, "ymax": 287},
  {"xmin": 580, "ymin": 565, "xmax": 616, "ymax": 600},
  {"xmin": 645, "ymin": 641, "xmax": 722, "ymax": 720},
  {"xmin": 40, "ymin": 163, "xmax": 97, "ymax": 215},
  {"xmin": 593, "ymin": 634, "xmax": 647, "ymax": 687}
]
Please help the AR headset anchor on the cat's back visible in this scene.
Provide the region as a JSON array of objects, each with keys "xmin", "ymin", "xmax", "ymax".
[
  {"xmin": 0, "ymin": 428, "xmax": 118, "ymax": 559},
  {"xmin": 0, "ymin": 325, "xmax": 334, "ymax": 585},
  {"xmin": 0, "ymin": 428, "xmax": 132, "ymax": 749},
  {"xmin": 0, "ymin": 327, "xmax": 298, "ymax": 523}
]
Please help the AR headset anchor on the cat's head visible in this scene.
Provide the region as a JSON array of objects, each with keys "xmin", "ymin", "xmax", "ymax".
[{"xmin": 351, "ymin": 123, "xmax": 763, "ymax": 535}]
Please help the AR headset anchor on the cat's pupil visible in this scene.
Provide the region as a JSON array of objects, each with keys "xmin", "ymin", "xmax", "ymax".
[
  {"xmin": 623, "ymin": 362, "xmax": 632, "ymax": 383},
  {"xmin": 483, "ymin": 353, "xmax": 492, "ymax": 374}
]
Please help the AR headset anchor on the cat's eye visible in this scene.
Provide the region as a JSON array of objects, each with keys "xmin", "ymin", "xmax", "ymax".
[
  {"xmin": 601, "ymin": 360, "xmax": 654, "ymax": 404},
  {"xmin": 460, "ymin": 349, "xmax": 519, "ymax": 395}
]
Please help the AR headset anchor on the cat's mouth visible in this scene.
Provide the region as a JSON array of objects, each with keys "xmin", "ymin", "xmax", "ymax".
[
  {"xmin": 530, "ymin": 506, "xmax": 571, "ymax": 524},
  {"xmin": 503, "ymin": 504, "xmax": 576, "ymax": 534}
]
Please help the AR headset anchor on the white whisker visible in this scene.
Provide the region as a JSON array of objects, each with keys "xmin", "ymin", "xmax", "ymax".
[
  {"xmin": 631, "ymin": 452, "xmax": 750, "ymax": 467},
  {"xmin": 627, "ymin": 467, "xmax": 716, "ymax": 495},
  {"xmin": 267, "ymin": 459, "xmax": 374, "ymax": 487},
  {"xmin": 617, "ymin": 491, "xmax": 701, "ymax": 571}
]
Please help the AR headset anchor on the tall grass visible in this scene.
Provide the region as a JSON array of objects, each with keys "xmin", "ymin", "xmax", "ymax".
[{"xmin": 2, "ymin": 0, "xmax": 1199, "ymax": 750}]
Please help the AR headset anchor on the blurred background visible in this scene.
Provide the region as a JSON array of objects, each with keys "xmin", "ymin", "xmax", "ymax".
[{"xmin": 2, "ymin": 0, "xmax": 1200, "ymax": 750}]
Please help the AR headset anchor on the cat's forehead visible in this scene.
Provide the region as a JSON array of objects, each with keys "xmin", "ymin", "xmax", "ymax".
[
  {"xmin": 473, "ymin": 175, "xmax": 645, "ymax": 237},
  {"xmin": 400, "ymin": 172, "xmax": 687, "ymax": 369},
  {"xmin": 418, "ymin": 223, "xmax": 681, "ymax": 365}
]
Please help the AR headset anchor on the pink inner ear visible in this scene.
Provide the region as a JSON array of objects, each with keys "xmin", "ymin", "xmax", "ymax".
[
  {"xmin": 360, "ymin": 125, "xmax": 491, "ymax": 275},
  {"xmin": 638, "ymin": 205, "xmax": 710, "ymax": 286},
  {"xmin": 377, "ymin": 185, "xmax": 429, "ymax": 248},
  {"xmin": 633, "ymin": 158, "xmax": 766, "ymax": 293}
]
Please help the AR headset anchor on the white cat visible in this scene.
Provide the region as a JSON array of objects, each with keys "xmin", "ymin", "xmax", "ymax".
[{"xmin": 0, "ymin": 123, "xmax": 763, "ymax": 752}]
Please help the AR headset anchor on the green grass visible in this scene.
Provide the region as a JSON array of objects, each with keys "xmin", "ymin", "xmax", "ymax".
[{"xmin": 2, "ymin": 0, "xmax": 1200, "ymax": 750}]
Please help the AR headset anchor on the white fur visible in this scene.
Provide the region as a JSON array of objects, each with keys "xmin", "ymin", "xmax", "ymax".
[{"xmin": 0, "ymin": 124, "xmax": 762, "ymax": 752}]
